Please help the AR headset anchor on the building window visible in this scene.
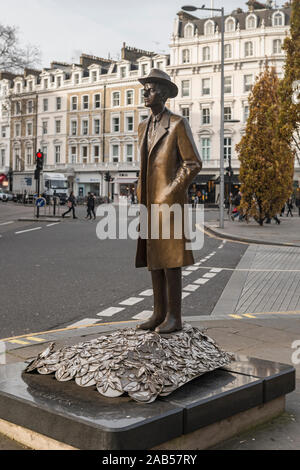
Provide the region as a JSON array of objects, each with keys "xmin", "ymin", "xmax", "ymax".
[
  {"xmin": 202, "ymin": 46, "xmax": 210, "ymax": 61},
  {"xmin": 74, "ymin": 73, "xmax": 80, "ymax": 84},
  {"xmin": 82, "ymin": 120, "xmax": 88, "ymax": 136},
  {"xmin": 126, "ymin": 115, "xmax": 134, "ymax": 132},
  {"xmin": 139, "ymin": 113, "xmax": 148, "ymax": 122},
  {"xmin": 225, "ymin": 18, "xmax": 235, "ymax": 32},
  {"xmin": 55, "ymin": 120, "xmax": 61, "ymax": 134},
  {"xmin": 112, "ymin": 116, "xmax": 120, "ymax": 133},
  {"xmin": 141, "ymin": 64, "xmax": 148, "ymax": 76},
  {"xmin": 1, "ymin": 126, "xmax": 6, "ymax": 138},
  {"xmin": 71, "ymin": 120, "xmax": 77, "ymax": 136},
  {"xmin": 202, "ymin": 78, "xmax": 210, "ymax": 96},
  {"xmin": 126, "ymin": 144, "xmax": 133, "ymax": 162},
  {"xmin": 82, "ymin": 146, "xmax": 88, "ymax": 163},
  {"xmin": 181, "ymin": 80, "xmax": 190, "ymax": 97},
  {"xmin": 82, "ymin": 95, "xmax": 89, "ymax": 110},
  {"xmin": 71, "ymin": 96, "xmax": 78, "ymax": 111},
  {"xmin": 15, "ymin": 123, "xmax": 21, "ymax": 137},
  {"xmin": 243, "ymin": 105, "xmax": 250, "ymax": 123},
  {"xmin": 273, "ymin": 39, "xmax": 282, "ymax": 54},
  {"xmin": 139, "ymin": 88, "xmax": 144, "ymax": 104},
  {"xmin": 224, "ymin": 137, "xmax": 232, "ymax": 161},
  {"xmin": 42, "ymin": 121, "xmax": 48, "ymax": 135},
  {"xmin": 246, "ymin": 15, "xmax": 256, "ymax": 29},
  {"xmin": 224, "ymin": 107, "xmax": 232, "ymax": 121},
  {"xmin": 201, "ymin": 138, "xmax": 210, "ymax": 161},
  {"xmin": 156, "ymin": 61, "xmax": 163, "ymax": 70},
  {"xmin": 26, "ymin": 147, "xmax": 32, "ymax": 165},
  {"xmin": 181, "ymin": 107, "xmax": 190, "ymax": 122},
  {"xmin": 55, "ymin": 145, "xmax": 61, "ymax": 163},
  {"xmin": 224, "ymin": 76, "xmax": 232, "ymax": 94},
  {"xmin": 120, "ymin": 66, "xmax": 126, "ymax": 78},
  {"xmin": 71, "ymin": 146, "xmax": 77, "ymax": 164},
  {"xmin": 44, "ymin": 79, "xmax": 48, "ymax": 89},
  {"xmin": 225, "ymin": 44, "xmax": 232, "ymax": 59},
  {"xmin": 28, "ymin": 81, "xmax": 33, "ymax": 92},
  {"xmin": 112, "ymin": 144, "xmax": 119, "ymax": 162},
  {"xmin": 273, "ymin": 12, "xmax": 284, "ymax": 26},
  {"xmin": 57, "ymin": 76, "xmax": 61, "ymax": 87},
  {"xmin": 42, "ymin": 146, "xmax": 47, "ymax": 165},
  {"xmin": 94, "ymin": 119, "xmax": 100, "ymax": 135},
  {"xmin": 15, "ymin": 101, "xmax": 21, "ymax": 114},
  {"xmin": 94, "ymin": 94, "xmax": 101, "ymax": 108},
  {"xmin": 126, "ymin": 90, "xmax": 134, "ymax": 105},
  {"xmin": 27, "ymin": 122, "xmax": 32, "ymax": 136},
  {"xmin": 182, "ymin": 49, "xmax": 190, "ymax": 64},
  {"xmin": 43, "ymin": 98, "xmax": 48, "ymax": 112},
  {"xmin": 245, "ymin": 41, "xmax": 253, "ymax": 57},
  {"xmin": 1, "ymin": 149, "xmax": 5, "ymax": 167},
  {"xmin": 56, "ymin": 97, "xmax": 62, "ymax": 110},
  {"xmin": 94, "ymin": 145, "xmax": 100, "ymax": 163},
  {"xmin": 244, "ymin": 74, "xmax": 253, "ymax": 93},
  {"xmin": 27, "ymin": 100, "xmax": 33, "ymax": 114},
  {"xmin": 184, "ymin": 24, "xmax": 193, "ymax": 38},
  {"xmin": 91, "ymin": 71, "xmax": 97, "ymax": 82},
  {"xmin": 112, "ymin": 91, "xmax": 120, "ymax": 107},
  {"xmin": 202, "ymin": 108, "xmax": 210, "ymax": 125},
  {"xmin": 205, "ymin": 21, "xmax": 214, "ymax": 35}
]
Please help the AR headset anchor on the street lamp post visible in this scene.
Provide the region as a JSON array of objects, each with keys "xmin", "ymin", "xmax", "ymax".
[{"xmin": 182, "ymin": 4, "xmax": 225, "ymax": 227}]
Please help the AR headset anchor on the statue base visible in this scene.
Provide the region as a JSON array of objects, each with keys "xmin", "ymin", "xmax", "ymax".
[{"xmin": 25, "ymin": 323, "xmax": 234, "ymax": 404}]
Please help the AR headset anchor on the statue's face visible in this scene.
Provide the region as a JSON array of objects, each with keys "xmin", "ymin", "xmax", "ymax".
[{"xmin": 143, "ymin": 82, "xmax": 164, "ymax": 109}]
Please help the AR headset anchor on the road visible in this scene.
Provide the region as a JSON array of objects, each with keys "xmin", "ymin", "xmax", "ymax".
[{"xmin": 0, "ymin": 201, "xmax": 247, "ymax": 339}]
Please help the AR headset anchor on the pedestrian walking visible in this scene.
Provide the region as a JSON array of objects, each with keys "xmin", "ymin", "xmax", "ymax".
[
  {"xmin": 62, "ymin": 191, "xmax": 77, "ymax": 219},
  {"xmin": 296, "ymin": 195, "xmax": 300, "ymax": 217},
  {"xmin": 85, "ymin": 192, "xmax": 96, "ymax": 219},
  {"xmin": 280, "ymin": 204, "xmax": 285, "ymax": 216},
  {"xmin": 286, "ymin": 197, "xmax": 294, "ymax": 217}
]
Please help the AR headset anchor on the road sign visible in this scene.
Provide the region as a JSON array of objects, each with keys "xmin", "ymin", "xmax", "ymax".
[{"xmin": 35, "ymin": 197, "xmax": 46, "ymax": 208}]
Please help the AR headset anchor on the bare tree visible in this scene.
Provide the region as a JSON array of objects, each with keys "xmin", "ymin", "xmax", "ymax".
[{"xmin": 0, "ymin": 24, "xmax": 41, "ymax": 73}]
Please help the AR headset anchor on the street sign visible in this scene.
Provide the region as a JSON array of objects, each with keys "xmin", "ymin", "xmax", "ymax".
[{"xmin": 35, "ymin": 197, "xmax": 46, "ymax": 208}]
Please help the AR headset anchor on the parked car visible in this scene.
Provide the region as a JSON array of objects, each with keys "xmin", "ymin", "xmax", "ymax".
[{"xmin": 0, "ymin": 189, "xmax": 13, "ymax": 201}]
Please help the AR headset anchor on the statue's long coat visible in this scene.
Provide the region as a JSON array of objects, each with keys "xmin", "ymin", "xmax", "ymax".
[{"xmin": 135, "ymin": 108, "xmax": 202, "ymax": 270}]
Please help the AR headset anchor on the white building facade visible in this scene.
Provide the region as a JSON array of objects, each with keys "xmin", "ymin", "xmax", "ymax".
[{"xmin": 168, "ymin": 4, "xmax": 296, "ymax": 202}]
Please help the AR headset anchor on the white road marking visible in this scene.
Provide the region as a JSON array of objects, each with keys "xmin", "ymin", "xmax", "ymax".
[
  {"xmin": 194, "ymin": 278, "xmax": 210, "ymax": 285},
  {"xmin": 210, "ymin": 268, "xmax": 223, "ymax": 273},
  {"xmin": 15, "ymin": 227, "xmax": 42, "ymax": 235},
  {"xmin": 132, "ymin": 310, "xmax": 153, "ymax": 320},
  {"xmin": 69, "ymin": 318, "xmax": 102, "ymax": 327},
  {"xmin": 119, "ymin": 297, "xmax": 144, "ymax": 306},
  {"xmin": 97, "ymin": 306, "xmax": 125, "ymax": 317},
  {"xmin": 139, "ymin": 289, "xmax": 153, "ymax": 297},
  {"xmin": 183, "ymin": 284, "xmax": 200, "ymax": 292},
  {"xmin": 182, "ymin": 292, "xmax": 191, "ymax": 299},
  {"xmin": 203, "ymin": 273, "xmax": 217, "ymax": 278},
  {"xmin": 46, "ymin": 223, "xmax": 60, "ymax": 227},
  {"xmin": 0, "ymin": 221, "xmax": 14, "ymax": 226},
  {"xmin": 186, "ymin": 266, "xmax": 199, "ymax": 271},
  {"xmin": 182, "ymin": 271, "xmax": 192, "ymax": 276}
]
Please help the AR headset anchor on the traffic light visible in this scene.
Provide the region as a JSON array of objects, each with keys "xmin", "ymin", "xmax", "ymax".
[
  {"xmin": 104, "ymin": 172, "xmax": 110, "ymax": 182},
  {"xmin": 36, "ymin": 150, "xmax": 44, "ymax": 171}
]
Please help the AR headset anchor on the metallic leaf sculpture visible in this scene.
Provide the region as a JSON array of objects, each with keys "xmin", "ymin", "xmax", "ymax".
[{"xmin": 25, "ymin": 324, "xmax": 234, "ymax": 404}]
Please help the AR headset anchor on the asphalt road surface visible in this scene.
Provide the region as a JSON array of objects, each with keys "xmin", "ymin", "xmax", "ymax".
[{"xmin": 0, "ymin": 202, "xmax": 247, "ymax": 339}]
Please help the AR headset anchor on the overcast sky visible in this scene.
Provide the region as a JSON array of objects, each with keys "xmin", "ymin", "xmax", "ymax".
[{"xmin": 3, "ymin": 0, "xmax": 284, "ymax": 68}]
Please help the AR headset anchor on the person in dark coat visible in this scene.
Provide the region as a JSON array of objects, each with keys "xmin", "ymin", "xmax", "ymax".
[
  {"xmin": 62, "ymin": 191, "xmax": 77, "ymax": 219},
  {"xmin": 286, "ymin": 197, "xmax": 294, "ymax": 217},
  {"xmin": 86, "ymin": 192, "xmax": 96, "ymax": 219}
]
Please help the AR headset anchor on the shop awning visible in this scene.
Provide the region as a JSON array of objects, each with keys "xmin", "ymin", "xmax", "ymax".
[
  {"xmin": 0, "ymin": 174, "xmax": 8, "ymax": 184},
  {"xmin": 193, "ymin": 174, "xmax": 216, "ymax": 184},
  {"xmin": 114, "ymin": 178, "xmax": 138, "ymax": 184}
]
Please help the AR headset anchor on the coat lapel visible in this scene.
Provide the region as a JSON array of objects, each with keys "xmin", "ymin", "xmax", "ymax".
[{"xmin": 149, "ymin": 109, "xmax": 170, "ymax": 157}]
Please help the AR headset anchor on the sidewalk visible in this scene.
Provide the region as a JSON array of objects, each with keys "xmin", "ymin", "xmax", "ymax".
[{"xmin": 205, "ymin": 211, "xmax": 300, "ymax": 247}]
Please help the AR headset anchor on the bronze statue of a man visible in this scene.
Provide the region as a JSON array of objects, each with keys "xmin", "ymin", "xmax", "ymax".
[{"xmin": 135, "ymin": 69, "xmax": 202, "ymax": 334}]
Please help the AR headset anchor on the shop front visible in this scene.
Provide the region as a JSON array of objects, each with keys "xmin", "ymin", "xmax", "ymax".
[
  {"xmin": 75, "ymin": 174, "xmax": 101, "ymax": 198},
  {"xmin": 113, "ymin": 173, "xmax": 138, "ymax": 203},
  {"xmin": 189, "ymin": 174, "xmax": 216, "ymax": 204}
]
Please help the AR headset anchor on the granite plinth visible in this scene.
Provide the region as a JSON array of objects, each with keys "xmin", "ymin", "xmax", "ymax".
[{"xmin": 0, "ymin": 356, "xmax": 295, "ymax": 450}]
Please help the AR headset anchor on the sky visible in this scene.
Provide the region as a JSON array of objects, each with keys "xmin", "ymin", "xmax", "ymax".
[{"xmin": 2, "ymin": 0, "xmax": 284, "ymax": 68}]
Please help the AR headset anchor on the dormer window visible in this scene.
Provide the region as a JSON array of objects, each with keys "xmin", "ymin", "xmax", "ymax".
[
  {"xmin": 44, "ymin": 79, "xmax": 48, "ymax": 89},
  {"xmin": 57, "ymin": 76, "xmax": 62, "ymax": 87},
  {"xmin": 16, "ymin": 83, "xmax": 21, "ymax": 93},
  {"xmin": 184, "ymin": 24, "xmax": 194, "ymax": 38},
  {"xmin": 273, "ymin": 11, "xmax": 284, "ymax": 27},
  {"xmin": 182, "ymin": 49, "xmax": 190, "ymax": 64},
  {"xmin": 204, "ymin": 20, "xmax": 214, "ymax": 35},
  {"xmin": 91, "ymin": 71, "xmax": 97, "ymax": 82},
  {"xmin": 246, "ymin": 14, "xmax": 257, "ymax": 29},
  {"xmin": 141, "ymin": 64, "xmax": 148, "ymax": 76},
  {"xmin": 225, "ymin": 18, "xmax": 235, "ymax": 33},
  {"xmin": 120, "ymin": 66, "xmax": 126, "ymax": 78},
  {"xmin": 28, "ymin": 81, "xmax": 33, "ymax": 92},
  {"xmin": 74, "ymin": 73, "xmax": 80, "ymax": 84}
]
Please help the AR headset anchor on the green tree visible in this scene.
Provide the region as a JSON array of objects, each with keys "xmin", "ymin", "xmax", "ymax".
[
  {"xmin": 278, "ymin": 0, "xmax": 300, "ymax": 165},
  {"xmin": 236, "ymin": 66, "xmax": 294, "ymax": 225}
]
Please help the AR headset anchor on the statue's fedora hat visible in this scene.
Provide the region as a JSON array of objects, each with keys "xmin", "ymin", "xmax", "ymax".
[{"xmin": 138, "ymin": 68, "xmax": 178, "ymax": 98}]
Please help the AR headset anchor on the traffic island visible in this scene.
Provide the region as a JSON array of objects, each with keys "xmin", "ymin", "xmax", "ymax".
[{"xmin": 0, "ymin": 356, "xmax": 295, "ymax": 450}]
